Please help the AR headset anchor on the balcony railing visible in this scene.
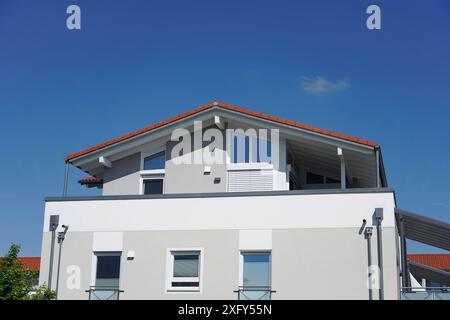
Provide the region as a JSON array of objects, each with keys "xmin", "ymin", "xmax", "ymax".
[
  {"xmin": 400, "ymin": 287, "xmax": 450, "ymax": 300},
  {"xmin": 86, "ymin": 286, "xmax": 124, "ymax": 300},
  {"xmin": 234, "ymin": 286, "xmax": 276, "ymax": 300}
]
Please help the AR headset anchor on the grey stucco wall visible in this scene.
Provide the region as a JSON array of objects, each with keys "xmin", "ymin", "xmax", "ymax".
[
  {"xmin": 103, "ymin": 153, "xmax": 141, "ymax": 195},
  {"xmin": 164, "ymin": 128, "xmax": 228, "ymax": 194},
  {"xmin": 272, "ymin": 227, "xmax": 398, "ymax": 300},
  {"xmin": 101, "ymin": 128, "xmax": 228, "ymax": 195},
  {"xmin": 39, "ymin": 232, "xmax": 94, "ymax": 300},
  {"xmin": 121, "ymin": 230, "xmax": 239, "ymax": 300},
  {"xmin": 40, "ymin": 227, "xmax": 398, "ymax": 300}
]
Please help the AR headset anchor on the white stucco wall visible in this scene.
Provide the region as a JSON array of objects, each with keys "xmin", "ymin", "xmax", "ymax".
[{"xmin": 40, "ymin": 190, "xmax": 398, "ymax": 300}]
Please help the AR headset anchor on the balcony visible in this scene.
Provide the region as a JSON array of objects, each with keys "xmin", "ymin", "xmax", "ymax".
[
  {"xmin": 400, "ymin": 288, "xmax": 450, "ymax": 300},
  {"xmin": 235, "ymin": 286, "xmax": 275, "ymax": 300},
  {"xmin": 86, "ymin": 286, "xmax": 123, "ymax": 300}
]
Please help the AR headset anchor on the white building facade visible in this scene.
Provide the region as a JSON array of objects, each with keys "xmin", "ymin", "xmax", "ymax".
[{"xmin": 39, "ymin": 101, "xmax": 401, "ymax": 300}]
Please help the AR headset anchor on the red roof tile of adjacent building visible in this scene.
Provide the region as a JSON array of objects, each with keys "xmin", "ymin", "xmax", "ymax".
[
  {"xmin": 18, "ymin": 257, "xmax": 41, "ymax": 271},
  {"xmin": 79, "ymin": 177, "xmax": 100, "ymax": 182},
  {"xmin": 66, "ymin": 101, "xmax": 379, "ymax": 161},
  {"xmin": 408, "ymin": 254, "xmax": 450, "ymax": 270}
]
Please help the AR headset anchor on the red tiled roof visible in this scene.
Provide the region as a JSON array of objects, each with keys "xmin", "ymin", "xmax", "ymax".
[
  {"xmin": 18, "ymin": 257, "xmax": 41, "ymax": 271},
  {"xmin": 78, "ymin": 176, "xmax": 103, "ymax": 185},
  {"xmin": 66, "ymin": 101, "xmax": 379, "ymax": 161},
  {"xmin": 408, "ymin": 254, "xmax": 450, "ymax": 270},
  {"xmin": 79, "ymin": 177, "xmax": 99, "ymax": 182}
]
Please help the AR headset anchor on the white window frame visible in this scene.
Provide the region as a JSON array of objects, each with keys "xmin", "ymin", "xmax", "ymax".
[
  {"xmin": 139, "ymin": 145, "xmax": 166, "ymax": 194},
  {"xmin": 139, "ymin": 175, "xmax": 165, "ymax": 195},
  {"xmin": 165, "ymin": 248, "xmax": 204, "ymax": 293}
]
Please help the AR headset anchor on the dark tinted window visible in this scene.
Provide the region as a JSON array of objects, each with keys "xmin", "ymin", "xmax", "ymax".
[
  {"xmin": 326, "ymin": 177, "xmax": 341, "ymax": 184},
  {"xmin": 306, "ymin": 172, "xmax": 324, "ymax": 184},
  {"xmin": 144, "ymin": 179, "xmax": 163, "ymax": 194},
  {"xmin": 143, "ymin": 151, "xmax": 165, "ymax": 170},
  {"xmin": 96, "ymin": 255, "xmax": 121, "ymax": 279}
]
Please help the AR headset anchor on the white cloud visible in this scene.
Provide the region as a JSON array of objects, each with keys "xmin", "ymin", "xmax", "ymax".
[{"xmin": 301, "ymin": 76, "xmax": 350, "ymax": 96}]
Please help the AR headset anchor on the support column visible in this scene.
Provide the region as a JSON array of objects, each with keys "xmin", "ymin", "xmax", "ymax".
[
  {"xmin": 337, "ymin": 147, "xmax": 346, "ymax": 189},
  {"xmin": 63, "ymin": 160, "xmax": 69, "ymax": 197},
  {"xmin": 375, "ymin": 147, "xmax": 381, "ymax": 188},
  {"xmin": 399, "ymin": 217, "xmax": 410, "ymax": 290}
]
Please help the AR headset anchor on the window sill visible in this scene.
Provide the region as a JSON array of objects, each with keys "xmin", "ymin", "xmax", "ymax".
[
  {"xmin": 166, "ymin": 288, "xmax": 201, "ymax": 293},
  {"xmin": 140, "ymin": 169, "xmax": 165, "ymax": 176}
]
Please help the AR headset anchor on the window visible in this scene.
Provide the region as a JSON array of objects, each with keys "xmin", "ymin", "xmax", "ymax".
[
  {"xmin": 143, "ymin": 179, "xmax": 163, "ymax": 195},
  {"xmin": 306, "ymin": 172, "xmax": 341, "ymax": 185},
  {"xmin": 243, "ymin": 252, "xmax": 271, "ymax": 287},
  {"xmin": 306, "ymin": 172, "xmax": 324, "ymax": 184},
  {"xmin": 167, "ymin": 250, "xmax": 202, "ymax": 291},
  {"xmin": 326, "ymin": 177, "xmax": 340, "ymax": 184},
  {"xmin": 231, "ymin": 134, "xmax": 272, "ymax": 163},
  {"xmin": 95, "ymin": 252, "xmax": 121, "ymax": 287},
  {"xmin": 240, "ymin": 252, "xmax": 271, "ymax": 300},
  {"xmin": 143, "ymin": 151, "xmax": 165, "ymax": 170},
  {"xmin": 90, "ymin": 252, "xmax": 121, "ymax": 300},
  {"xmin": 141, "ymin": 150, "xmax": 165, "ymax": 195}
]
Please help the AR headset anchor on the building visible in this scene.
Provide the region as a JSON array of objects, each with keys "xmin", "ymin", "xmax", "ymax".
[
  {"xmin": 407, "ymin": 254, "xmax": 450, "ymax": 295},
  {"xmin": 0, "ymin": 257, "xmax": 41, "ymax": 290},
  {"xmin": 38, "ymin": 101, "xmax": 449, "ymax": 300},
  {"xmin": 20, "ymin": 257, "xmax": 41, "ymax": 289}
]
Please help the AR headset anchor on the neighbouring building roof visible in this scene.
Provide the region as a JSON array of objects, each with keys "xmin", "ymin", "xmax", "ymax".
[
  {"xmin": 0, "ymin": 257, "xmax": 41, "ymax": 271},
  {"xmin": 79, "ymin": 176, "xmax": 103, "ymax": 185},
  {"xmin": 408, "ymin": 254, "xmax": 450, "ymax": 271},
  {"xmin": 18, "ymin": 257, "xmax": 40, "ymax": 271},
  {"xmin": 66, "ymin": 100, "xmax": 379, "ymax": 162}
]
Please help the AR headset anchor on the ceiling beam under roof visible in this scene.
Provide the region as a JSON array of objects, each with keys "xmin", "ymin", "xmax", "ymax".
[
  {"xmin": 99, "ymin": 156, "xmax": 112, "ymax": 168},
  {"xmin": 337, "ymin": 147, "xmax": 354, "ymax": 187}
]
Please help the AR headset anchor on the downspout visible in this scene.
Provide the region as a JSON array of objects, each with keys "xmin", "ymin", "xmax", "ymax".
[
  {"xmin": 48, "ymin": 215, "xmax": 59, "ymax": 289},
  {"xmin": 374, "ymin": 208, "xmax": 384, "ymax": 300},
  {"xmin": 63, "ymin": 160, "xmax": 69, "ymax": 197},
  {"xmin": 364, "ymin": 226, "xmax": 374, "ymax": 300}
]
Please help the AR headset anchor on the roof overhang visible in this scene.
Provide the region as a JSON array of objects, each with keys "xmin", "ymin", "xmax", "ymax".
[
  {"xmin": 395, "ymin": 208, "xmax": 450, "ymax": 251},
  {"xmin": 67, "ymin": 101, "xmax": 381, "ymax": 179},
  {"xmin": 409, "ymin": 261, "xmax": 450, "ymax": 286}
]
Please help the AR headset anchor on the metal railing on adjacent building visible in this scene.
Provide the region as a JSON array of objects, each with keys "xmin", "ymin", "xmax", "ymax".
[
  {"xmin": 400, "ymin": 287, "xmax": 450, "ymax": 300},
  {"xmin": 234, "ymin": 286, "xmax": 276, "ymax": 300},
  {"xmin": 86, "ymin": 286, "xmax": 124, "ymax": 300}
]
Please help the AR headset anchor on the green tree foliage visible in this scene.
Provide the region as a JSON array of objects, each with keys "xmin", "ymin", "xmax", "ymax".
[
  {"xmin": 31, "ymin": 283, "xmax": 56, "ymax": 300},
  {"xmin": 0, "ymin": 243, "xmax": 55, "ymax": 300}
]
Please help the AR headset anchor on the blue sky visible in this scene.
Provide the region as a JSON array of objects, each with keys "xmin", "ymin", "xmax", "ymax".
[{"xmin": 0, "ymin": 0, "xmax": 449, "ymax": 256}]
